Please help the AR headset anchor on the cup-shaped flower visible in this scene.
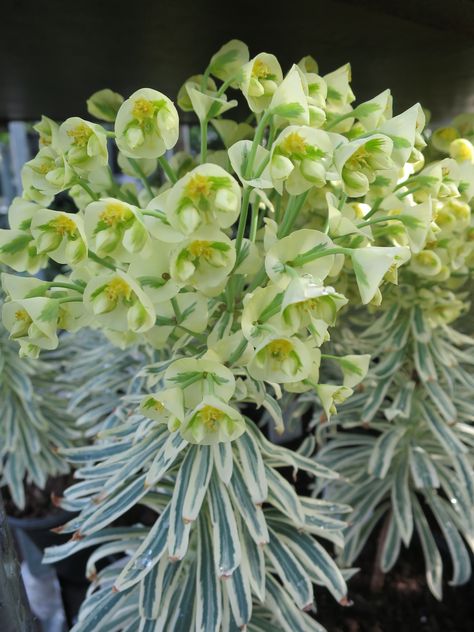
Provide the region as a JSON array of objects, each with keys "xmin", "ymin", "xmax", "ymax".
[
  {"xmin": 381, "ymin": 198, "xmax": 433, "ymax": 253},
  {"xmin": 0, "ymin": 229, "xmax": 47, "ymax": 274},
  {"xmin": 164, "ymin": 358, "xmax": 235, "ymax": 408},
  {"xmin": 209, "ymin": 39, "xmax": 249, "ymax": 84},
  {"xmin": 270, "ymin": 126, "xmax": 334, "ymax": 194},
  {"xmin": 2, "ymin": 297, "xmax": 59, "ymax": 352},
  {"xmin": 58, "ymin": 117, "xmax": 108, "ymax": 173},
  {"xmin": 240, "ymin": 53, "xmax": 283, "ymax": 113},
  {"xmin": 335, "ymin": 135, "xmax": 394, "ymax": 197},
  {"xmin": 180, "ymin": 396, "xmax": 246, "ymax": 445},
  {"xmin": 270, "ymin": 66, "xmax": 309, "ymax": 125},
  {"xmin": 241, "ymin": 284, "xmax": 284, "ymax": 342},
  {"xmin": 140, "ymin": 387, "xmax": 184, "ymax": 432},
  {"xmin": 86, "ymin": 88, "xmax": 124, "ymax": 122},
  {"xmin": 83, "ymin": 271, "xmax": 155, "ymax": 333},
  {"xmin": 410, "ymin": 249, "xmax": 443, "ymax": 277},
  {"xmin": 378, "ymin": 104, "xmax": 424, "ymax": 167},
  {"xmin": 166, "ymin": 164, "xmax": 241, "ymax": 234},
  {"xmin": 316, "ymin": 384, "xmax": 353, "ymax": 420},
  {"xmin": 31, "ymin": 210, "xmax": 87, "ymax": 264},
  {"xmin": 115, "ymin": 88, "xmax": 179, "ymax": 159},
  {"xmin": 33, "ymin": 115, "xmax": 59, "ymax": 148},
  {"xmin": 281, "ymin": 276, "xmax": 348, "ymax": 334},
  {"xmin": 248, "ymin": 335, "xmax": 312, "ymax": 383},
  {"xmin": 21, "ymin": 147, "xmax": 73, "ymax": 201},
  {"xmin": 265, "ymin": 229, "xmax": 336, "ymax": 288},
  {"xmin": 185, "ymin": 85, "xmax": 238, "ymax": 123},
  {"xmin": 330, "ymin": 354, "xmax": 371, "ymax": 388},
  {"xmin": 84, "ymin": 198, "xmax": 149, "ymax": 261},
  {"xmin": 170, "ymin": 228, "xmax": 236, "ymax": 293},
  {"xmin": 323, "ymin": 64, "xmax": 355, "ymax": 131},
  {"xmin": 351, "ymin": 246, "xmax": 410, "ymax": 304}
]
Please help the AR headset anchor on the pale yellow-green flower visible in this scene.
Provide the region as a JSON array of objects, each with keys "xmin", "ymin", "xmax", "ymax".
[
  {"xmin": 165, "ymin": 164, "xmax": 241, "ymax": 234},
  {"xmin": 31, "ymin": 210, "xmax": 87, "ymax": 264},
  {"xmin": 240, "ymin": 53, "xmax": 283, "ymax": 113},
  {"xmin": 270, "ymin": 126, "xmax": 335, "ymax": 194},
  {"xmin": 248, "ymin": 335, "xmax": 312, "ymax": 383},
  {"xmin": 83, "ymin": 271, "xmax": 155, "ymax": 333},
  {"xmin": 335, "ymin": 135, "xmax": 394, "ymax": 198},
  {"xmin": 140, "ymin": 387, "xmax": 184, "ymax": 432},
  {"xmin": 84, "ymin": 198, "xmax": 149, "ymax": 261},
  {"xmin": 181, "ymin": 396, "xmax": 246, "ymax": 445},
  {"xmin": 115, "ymin": 88, "xmax": 179, "ymax": 159},
  {"xmin": 58, "ymin": 117, "xmax": 108, "ymax": 172},
  {"xmin": 169, "ymin": 228, "xmax": 236, "ymax": 293}
]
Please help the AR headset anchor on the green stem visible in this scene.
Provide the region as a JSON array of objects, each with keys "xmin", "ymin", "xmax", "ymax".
[
  {"xmin": 200, "ymin": 119, "xmax": 208, "ymax": 163},
  {"xmin": 158, "ymin": 156, "xmax": 177, "ymax": 184},
  {"xmin": 128, "ymin": 158, "xmax": 154, "ymax": 199},
  {"xmin": 74, "ymin": 178, "xmax": 99, "ymax": 201},
  {"xmin": 247, "ymin": 265, "xmax": 267, "ymax": 293},
  {"xmin": 171, "ymin": 297, "xmax": 182, "ymax": 322},
  {"xmin": 88, "ymin": 251, "xmax": 116, "ymax": 271},
  {"xmin": 249, "ymin": 200, "xmax": 260, "ymax": 242},
  {"xmin": 141, "ymin": 209, "xmax": 169, "ymax": 223},
  {"xmin": 244, "ymin": 111, "xmax": 272, "ymax": 179},
  {"xmin": 289, "ymin": 246, "xmax": 350, "ymax": 268},
  {"xmin": 58, "ymin": 296, "xmax": 83, "ymax": 304},
  {"xmin": 47, "ymin": 281, "xmax": 84, "ymax": 293},
  {"xmin": 357, "ymin": 215, "xmax": 397, "ymax": 229},
  {"xmin": 325, "ymin": 111, "xmax": 353, "ymax": 131},
  {"xmin": 200, "ymin": 65, "xmax": 211, "ymax": 91},
  {"xmin": 363, "ymin": 197, "xmax": 383, "ymax": 220},
  {"xmin": 175, "ymin": 324, "xmax": 206, "ymax": 344},
  {"xmin": 278, "ymin": 191, "xmax": 309, "ymax": 238},
  {"xmin": 234, "ymin": 187, "xmax": 251, "ymax": 261}
]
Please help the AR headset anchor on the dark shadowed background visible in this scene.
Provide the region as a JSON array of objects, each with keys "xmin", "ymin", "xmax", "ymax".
[{"xmin": 1, "ymin": 0, "xmax": 474, "ymax": 125}]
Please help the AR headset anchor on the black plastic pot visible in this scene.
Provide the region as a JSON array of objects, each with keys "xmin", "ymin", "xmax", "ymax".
[{"xmin": 7, "ymin": 509, "xmax": 91, "ymax": 583}]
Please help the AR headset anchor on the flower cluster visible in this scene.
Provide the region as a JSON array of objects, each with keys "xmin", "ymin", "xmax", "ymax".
[
  {"xmin": 0, "ymin": 41, "xmax": 435, "ymax": 444},
  {"xmin": 0, "ymin": 39, "xmax": 464, "ymax": 631},
  {"xmin": 313, "ymin": 117, "xmax": 474, "ymax": 598}
]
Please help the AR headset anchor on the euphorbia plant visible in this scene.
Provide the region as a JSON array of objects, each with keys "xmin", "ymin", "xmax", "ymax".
[
  {"xmin": 315, "ymin": 120, "xmax": 474, "ymax": 599},
  {"xmin": 0, "ymin": 39, "xmax": 435, "ymax": 630}
]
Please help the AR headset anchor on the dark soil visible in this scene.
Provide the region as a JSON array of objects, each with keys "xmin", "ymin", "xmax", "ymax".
[
  {"xmin": 316, "ymin": 534, "xmax": 474, "ymax": 632},
  {"xmin": 3, "ymin": 474, "xmax": 75, "ymax": 519}
]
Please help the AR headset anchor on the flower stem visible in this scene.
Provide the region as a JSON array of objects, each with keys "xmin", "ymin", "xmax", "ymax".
[
  {"xmin": 158, "ymin": 156, "xmax": 177, "ymax": 184},
  {"xmin": 128, "ymin": 158, "xmax": 154, "ymax": 199}
]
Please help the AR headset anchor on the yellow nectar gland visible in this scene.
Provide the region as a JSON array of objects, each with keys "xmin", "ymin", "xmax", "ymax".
[
  {"xmin": 185, "ymin": 174, "xmax": 212, "ymax": 200},
  {"xmin": 104, "ymin": 277, "xmax": 132, "ymax": 302},
  {"xmin": 266, "ymin": 338, "xmax": 294, "ymax": 360},
  {"xmin": 132, "ymin": 98, "xmax": 155, "ymax": 122},
  {"xmin": 197, "ymin": 405, "xmax": 225, "ymax": 431},
  {"xmin": 252, "ymin": 59, "xmax": 272, "ymax": 79},
  {"xmin": 100, "ymin": 202, "xmax": 131, "ymax": 228},
  {"xmin": 416, "ymin": 251, "xmax": 437, "ymax": 267},
  {"xmin": 346, "ymin": 145, "xmax": 370, "ymax": 171},
  {"xmin": 51, "ymin": 215, "xmax": 77, "ymax": 237},
  {"xmin": 188, "ymin": 240, "xmax": 214, "ymax": 260},
  {"xmin": 36, "ymin": 161, "xmax": 52, "ymax": 175},
  {"xmin": 67, "ymin": 123, "xmax": 93, "ymax": 148},
  {"xmin": 280, "ymin": 132, "xmax": 307, "ymax": 157},
  {"xmin": 15, "ymin": 309, "xmax": 32, "ymax": 323}
]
